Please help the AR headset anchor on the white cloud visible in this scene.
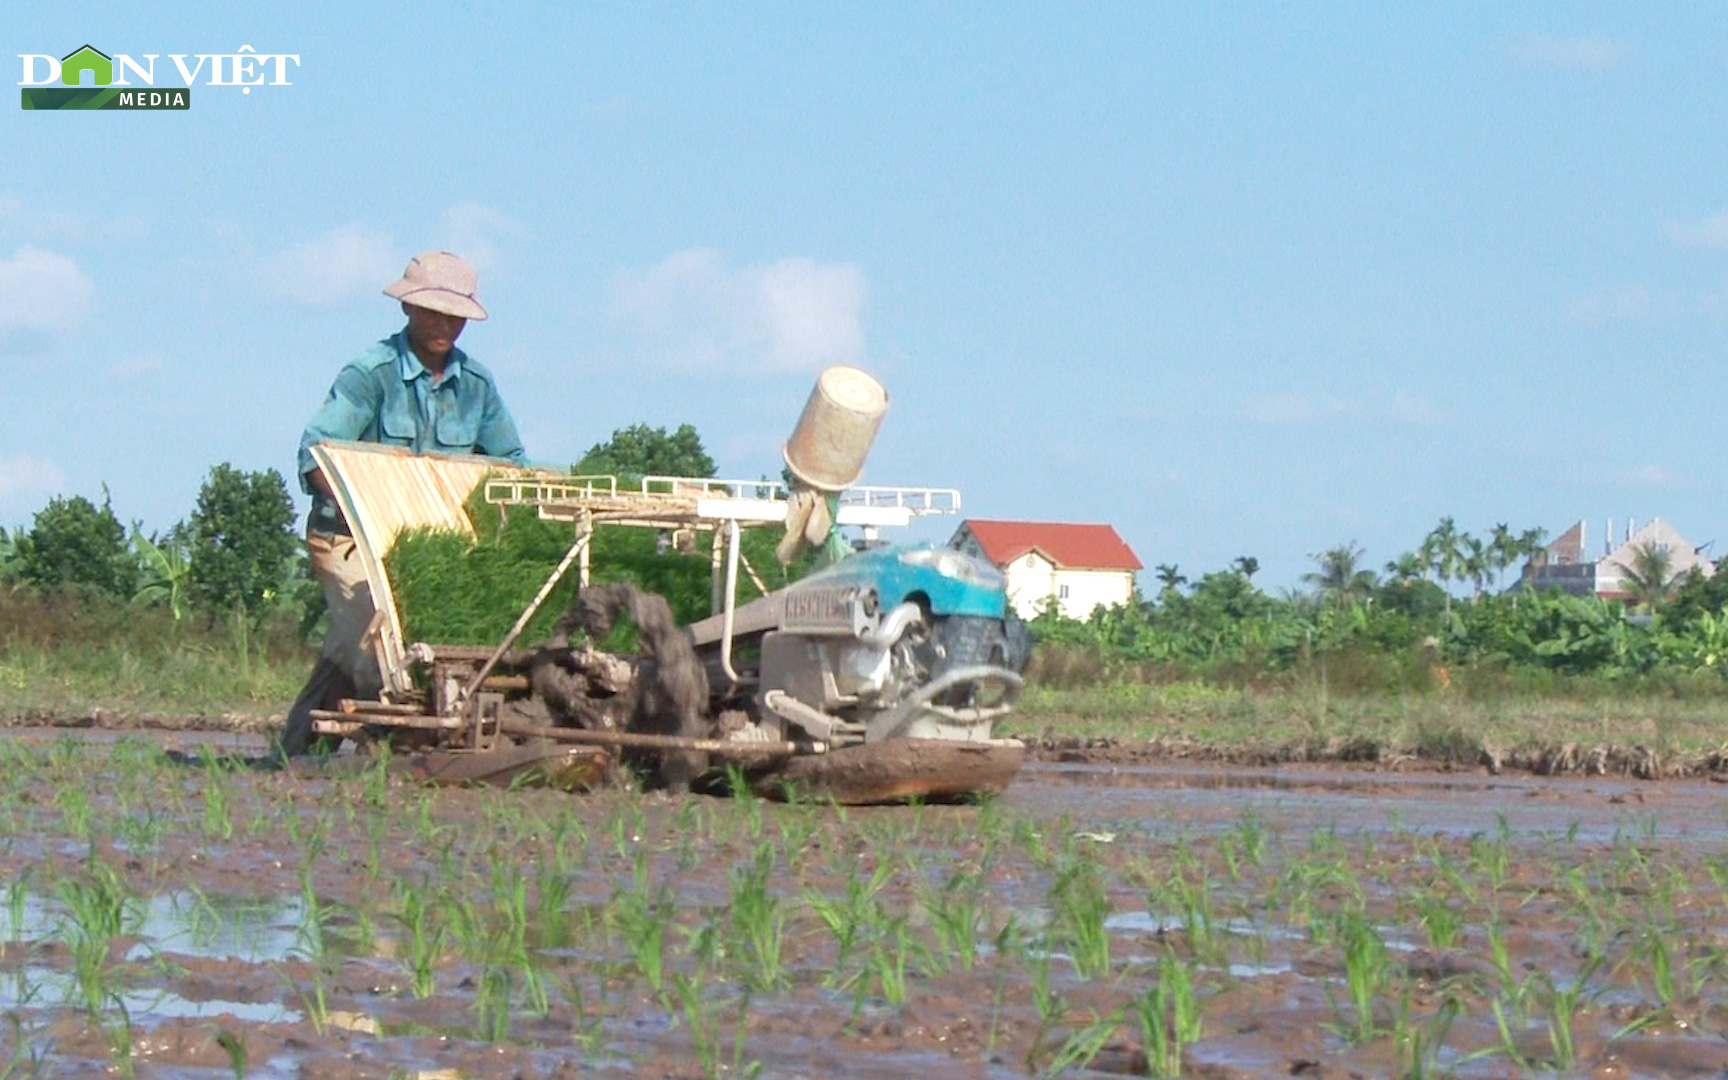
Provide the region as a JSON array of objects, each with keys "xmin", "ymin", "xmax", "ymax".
[
  {"xmin": 1603, "ymin": 465, "xmax": 1682, "ymax": 490},
  {"xmin": 1242, "ymin": 392, "xmax": 1335, "ymax": 426},
  {"xmin": 0, "ymin": 246, "xmax": 93, "ymax": 340},
  {"xmin": 1382, "ymin": 390, "xmax": 1446, "ymax": 426},
  {"xmin": 1665, "ymin": 212, "xmax": 1728, "ymax": 250},
  {"xmin": 0, "ymin": 455, "xmax": 66, "ymax": 500},
  {"xmin": 608, "ymin": 248, "xmax": 868, "ymax": 374},
  {"xmin": 263, "ymin": 224, "xmax": 399, "ymax": 305},
  {"xmin": 1240, "ymin": 390, "xmax": 1443, "ymax": 427},
  {"xmin": 439, "ymin": 202, "xmax": 521, "ymax": 274},
  {"xmin": 1512, "ymin": 34, "xmax": 1621, "ymax": 72},
  {"xmin": 0, "ymin": 193, "xmax": 149, "ymax": 246},
  {"xmin": 0, "ymin": 194, "xmax": 90, "ymax": 243}
]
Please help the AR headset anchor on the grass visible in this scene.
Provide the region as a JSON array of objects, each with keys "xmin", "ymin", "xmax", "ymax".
[
  {"xmin": 392, "ymin": 881, "xmax": 444, "ymax": 999},
  {"xmin": 727, "ymin": 844, "xmax": 788, "ymax": 991},
  {"xmin": 1392, "ymin": 984, "xmax": 1459, "ymax": 1080},
  {"xmin": 1010, "ymin": 677, "xmax": 1728, "ymax": 766},
  {"xmin": 0, "ymin": 589, "xmax": 307, "ymax": 720},
  {"xmin": 1048, "ymin": 858, "xmax": 1110, "ymax": 981},
  {"xmin": 1326, "ymin": 913, "xmax": 1390, "ymax": 1044},
  {"xmin": 1136, "ymin": 951, "xmax": 1202, "ymax": 1079},
  {"xmin": 920, "ymin": 866, "xmax": 986, "ymax": 973},
  {"xmin": 55, "ymin": 861, "xmax": 139, "ymax": 1016}
]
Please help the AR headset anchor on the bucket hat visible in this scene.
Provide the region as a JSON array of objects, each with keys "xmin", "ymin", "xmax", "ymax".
[{"xmin": 383, "ymin": 251, "xmax": 488, "ymax": 320}]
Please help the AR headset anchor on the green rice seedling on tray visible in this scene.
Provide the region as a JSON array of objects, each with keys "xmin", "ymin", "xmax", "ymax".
[{"xmin": 385, "ymin": 477, "xmax": 805, "ymax": 648}]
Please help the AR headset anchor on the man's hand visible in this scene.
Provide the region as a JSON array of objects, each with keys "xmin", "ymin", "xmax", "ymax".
[{"xmin": 306, "ymin": 468, "xmax": 334, "ymax": 499}]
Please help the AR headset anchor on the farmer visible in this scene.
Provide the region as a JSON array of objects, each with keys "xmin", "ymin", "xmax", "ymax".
[{"xmin": 279, "ymin": 251, "xmax": 528, "ymax": 757}]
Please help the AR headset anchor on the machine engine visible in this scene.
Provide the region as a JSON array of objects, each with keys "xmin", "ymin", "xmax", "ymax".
[{"xmin": 698, "ymin": 544, "xmax": 1030, "ymax": 748}]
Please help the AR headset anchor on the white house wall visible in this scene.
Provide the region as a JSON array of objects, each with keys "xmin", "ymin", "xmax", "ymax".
[
  {"xmin": 1003, "ymin": 553, "xmax": 1134, "ymax": 619},
  {"xmin": 1594, "ymin": 518, "xmax": 1714, "ymax": 595}
]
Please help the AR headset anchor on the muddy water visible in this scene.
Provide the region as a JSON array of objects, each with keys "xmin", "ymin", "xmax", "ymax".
[
  {"xmin": 1, "ymin": 731, "xmax": 1726, "ymax": 1078},
  {"xmin": 1018, "ymin": 761, "xmax": 1728, "ymax": 843}
]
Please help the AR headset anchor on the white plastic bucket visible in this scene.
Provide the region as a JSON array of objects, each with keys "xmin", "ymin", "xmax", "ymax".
[{"xmin": 782, "ymin": 367, "xmax": 889, "ymax": 492}]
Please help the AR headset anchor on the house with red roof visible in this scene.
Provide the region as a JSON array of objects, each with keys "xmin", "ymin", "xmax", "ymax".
[{"xmin": 949, "ymin": 519, "xmax": 1142, "ymax": 619}]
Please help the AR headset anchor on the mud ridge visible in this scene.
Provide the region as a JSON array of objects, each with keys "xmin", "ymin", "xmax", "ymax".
[
  {"xmin": 1026, "ymin": 731, "xmax": 1728, "ymax": 781},
  {"xmin": 14, "ymin": 706, "xmax": 1728, "ymax": 783},
  {"xmin": 0, "ymin": 708, "xmax": 281, "ymax": 734}
]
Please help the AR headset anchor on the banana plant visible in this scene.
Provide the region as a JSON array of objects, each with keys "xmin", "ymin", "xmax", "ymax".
[
  {"xmin": 1679, "ymin": 610, "xmax": 1728, "ymax": 673},
  {"xmin": 131, "ymin": 527, "xmax": 190, "ymax": 621}
]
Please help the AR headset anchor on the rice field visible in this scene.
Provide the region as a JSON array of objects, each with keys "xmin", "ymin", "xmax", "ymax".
[{"xmin": 0, "ymin": 732, "xmax": 1726, "ymax": 1078}]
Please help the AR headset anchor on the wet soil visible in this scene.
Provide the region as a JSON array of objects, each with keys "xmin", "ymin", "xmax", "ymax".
[{"xmin": 2, "ymin": 728, "xmax": 1728, "ymax": 1077}]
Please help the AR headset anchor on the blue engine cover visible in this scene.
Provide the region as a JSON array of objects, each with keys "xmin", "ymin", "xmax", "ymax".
[{"xmin": 786, "ymin": 544, "xmax": 1008, "ymax": 619}]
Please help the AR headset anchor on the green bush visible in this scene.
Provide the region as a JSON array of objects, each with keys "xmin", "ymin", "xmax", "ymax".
[
  {"xmin": 186, "ymin": 464, "xmax": 299, "ymax": 621},
  {"xmin": 13, "ymin": 492, "xmax": 137, "ymax": 599}
]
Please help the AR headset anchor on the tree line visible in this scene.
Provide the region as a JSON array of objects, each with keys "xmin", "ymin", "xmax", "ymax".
[
  {"xmin": 1032, "ymin": 518, "xmax": 1728, "ymax": 687},
  {"xmin": 0, "ymin": 466, "xmax": 302, "ymax": 628},
  {"xmin": 0, "ymin": 422, "xmax": 727, "ymax": 639},
  {"xmin": 8, "ymin": 440, "xmax": 1724, "ymax": 690}
]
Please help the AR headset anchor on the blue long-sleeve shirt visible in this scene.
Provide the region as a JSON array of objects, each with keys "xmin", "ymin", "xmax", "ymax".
[{"xmin": 298, "ymin": 329, "xmax": 527, "ymax": 533}]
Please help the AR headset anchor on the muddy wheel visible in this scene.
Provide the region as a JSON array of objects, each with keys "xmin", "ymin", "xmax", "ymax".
[{"xmin": 916, "ymin": 615, "xmax": 1029, "ymax": 707}]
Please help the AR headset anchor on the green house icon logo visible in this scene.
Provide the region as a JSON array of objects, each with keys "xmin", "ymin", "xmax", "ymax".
[{"xmin": 60, "ymin": 45, "xmax": 112, "ymax": 87}]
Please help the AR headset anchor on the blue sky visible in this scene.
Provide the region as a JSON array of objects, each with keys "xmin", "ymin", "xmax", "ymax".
[{"xmin": 4, "ymin": 3, "xmax": 1727, "ymax": 589}]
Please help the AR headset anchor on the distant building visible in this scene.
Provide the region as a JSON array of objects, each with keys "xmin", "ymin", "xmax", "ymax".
[
  {"xmin": 1522, "ymin": 517, "xmax": 1714, "ymax": 598},
  {"xmin": 950, "ymin": 519, "xmax": 1142, "ymax": 619}
]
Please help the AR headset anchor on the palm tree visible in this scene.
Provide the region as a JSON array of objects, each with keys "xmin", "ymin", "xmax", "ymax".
[
  {"xmin": 1517, "ymin": 527, "xmax": 1549, "ymax": 573},
  {"xmin": 1421, "ymin": 516, "xmax": 1463, "ymax": 613},
  {"xmin": 1153, "ymin": 563, "xmax": 1187, "ymax": 593},
  {"xmin": 1383, "ymin": 551, "xmax": 1426, "ymax": 585},
  {"xmin": 1303, "ymin": 542, "xmax": 1378, "ymax": 610},
  {"xmin": 1232, "ymin": 556, "xmax": 1259, "ymax": 582},
  {"xmin": 1460, "ymin": 535, "xmax": 1490, "ymax": 599},
  {"xmin": 1620, "ymin": 541, "xmax": 1675, "ymax": 613},
  {"xmin": 1487, "ymin": 523, "xmax": 1517, "ymax": 592}
]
